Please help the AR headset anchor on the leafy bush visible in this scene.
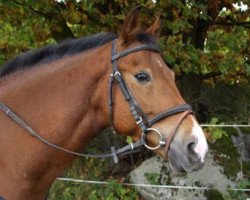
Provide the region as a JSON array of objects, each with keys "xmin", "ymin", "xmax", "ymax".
[
  {"xmin": 206, "ymin": 117, "xmax": 228, "ymax": 141},
  {"xmin": 88, "ymin": 180, "xmax": 139, "ymax": 200}
]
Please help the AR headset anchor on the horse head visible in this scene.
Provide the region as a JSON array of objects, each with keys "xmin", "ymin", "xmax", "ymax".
[{"xmin": 109, "ymin": 7, "xmax": 208, "ymax": 172}]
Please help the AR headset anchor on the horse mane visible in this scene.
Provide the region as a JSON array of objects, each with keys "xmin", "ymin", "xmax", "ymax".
[
  {"xmin": 0, "ymin": 32, "xmax": 156, "ymax": 77},
  {"xmin": 0, "ymin": 33, "xmax": 117, "ymax": 77}
]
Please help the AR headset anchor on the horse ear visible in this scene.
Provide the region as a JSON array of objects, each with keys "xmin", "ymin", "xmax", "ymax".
[
  {"xmin": 119, "ymin": 6, "xmax": 142, "ymax": 44},
  {"xmin": 146, "ymin": 12, "xmax": 162, "ymax": 40}
]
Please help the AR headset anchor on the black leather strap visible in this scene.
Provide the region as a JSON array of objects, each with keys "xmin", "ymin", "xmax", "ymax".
[
  {"xmin": 146, "ymin": 104, "xmax": 193, "ymax": 127},
  {"xmin": 111, "ymin": 44, "xmax": 160, "ymax": 62},
  {"xmin": 0, "ymin": 101, "xmax": 143, "ymax": 163}
]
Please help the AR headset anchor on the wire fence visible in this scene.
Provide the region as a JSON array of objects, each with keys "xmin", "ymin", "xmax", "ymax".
[
  {"xmin": 56, "ymin": 124, "xmax": 250, "ymax": 192},
  {"xmin": 55, "ymin": 177, "xmax": 250, "ymax": 192},
  {"xmin": 200, "ymin": 124, "xmax": 250, "ymax": 128}
]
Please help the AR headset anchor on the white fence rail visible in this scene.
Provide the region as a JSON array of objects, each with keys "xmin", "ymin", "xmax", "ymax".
[
  {"xmin": 201, "ymin": 124, "xmax": 250, "ymax": 127},
  {"xmin": 56, "ymin": 177, "xmax": 250, "ymax": 192}
]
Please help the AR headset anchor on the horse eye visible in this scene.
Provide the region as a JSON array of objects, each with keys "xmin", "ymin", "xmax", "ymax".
[{"xmin": 134, "ymin": 72, "xmax": 151, "ymax": 83}]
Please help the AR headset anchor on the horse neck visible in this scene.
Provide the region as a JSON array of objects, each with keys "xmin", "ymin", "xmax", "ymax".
[
  {"xmin": 3, "ymin": 44, "xmax": 111, "ymax": 142},
  {"xmin": 0, "ymin": 43, "xmax": 112, "ymax": 198}
]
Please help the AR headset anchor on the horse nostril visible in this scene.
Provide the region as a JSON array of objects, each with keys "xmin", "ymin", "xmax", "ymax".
[
  {"xmin": 187, "ymin": 142, "xmax": 196, "ymax": 153},
  {"xmin": 185, "ymin": 137, "xmax": 208, "ymax": 163},
  {"xmin": 186, "ymin": 137, "xmax": 198, "ymax": 154}
]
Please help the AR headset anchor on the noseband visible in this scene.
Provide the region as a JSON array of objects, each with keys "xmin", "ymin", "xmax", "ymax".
[
  {"xmin": 0, "ymin": 40, "xmax": 193, "ymax": 163},
  {"xmin": 109, "ymin": 40, "xmax": 194, "ymax": 151}
]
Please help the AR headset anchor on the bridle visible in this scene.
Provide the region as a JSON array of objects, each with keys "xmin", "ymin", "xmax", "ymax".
[
  {"xmin": 0, "ymin": 39, "xmax": 193, "ymax": 163},
  {"xmin": 109, "ymin": 40, "xmax": 193, "ymax": 152}
]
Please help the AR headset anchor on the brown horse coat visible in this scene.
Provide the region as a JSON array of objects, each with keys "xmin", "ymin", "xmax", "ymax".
[{"xmin": 0, "ymin": 7, "xmax": 208, "ymax": 200}]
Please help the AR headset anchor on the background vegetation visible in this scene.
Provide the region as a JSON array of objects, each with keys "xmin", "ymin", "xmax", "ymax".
[
  {"xmin": 0, "ymin": 0, "xmax": 249, "ymax": 84},
  {"xmin": 0, "ymin": 0, "xmax": 249, "ymax": 199}
]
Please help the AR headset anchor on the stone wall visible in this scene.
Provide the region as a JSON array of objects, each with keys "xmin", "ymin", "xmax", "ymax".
[{"xmin": 130, "ymin": 154, "xmax": 236, "ymax": 200}]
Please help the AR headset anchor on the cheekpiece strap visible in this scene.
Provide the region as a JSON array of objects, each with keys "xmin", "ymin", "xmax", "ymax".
[{"xmin": 109, "ymin": 40, "xmax": 158, "ymax": 133}]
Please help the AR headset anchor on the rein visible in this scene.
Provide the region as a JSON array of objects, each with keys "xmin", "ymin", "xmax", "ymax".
[{"xmin": 0, "ymin": 40, "xmax": 193, "ymax": 163}]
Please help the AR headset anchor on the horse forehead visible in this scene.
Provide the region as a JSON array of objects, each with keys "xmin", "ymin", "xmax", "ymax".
[
  {"xmin": 138, "ymin": 51, "xmax": 165, "ymax": 69},
  {"xmin": 118, "ymin": 49, "xmax": 165, "ymax": 73},
  {"xmin": 154, "ymin": 58, "xmax": 162, "ymax": 68},
  {"xmin": 117, "ymin": 51, "xmax": 149, "ymax": 67},
  {"xmin": 150, "ymin": 54, "xmax": 165, "ymax": 69},
  {"xmin": 126, "ymin": 50, "xmax": 160, "ymax": 65}
]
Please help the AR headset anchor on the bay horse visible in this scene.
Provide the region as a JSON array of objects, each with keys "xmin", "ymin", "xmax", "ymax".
[{"xmin": 0, "ymin": 7, "xmax": 208, "ymax": 200}]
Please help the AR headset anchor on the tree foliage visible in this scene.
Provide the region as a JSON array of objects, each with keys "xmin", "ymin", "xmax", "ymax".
[
  {"xmin": 0, "ymin": 1, "xmax": 249, "ymax": 199},
  {"xmin": 0, "ymin": 0, "xmax": 249, "ymax": 84}
]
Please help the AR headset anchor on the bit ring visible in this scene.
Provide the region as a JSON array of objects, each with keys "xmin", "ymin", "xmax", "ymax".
[{"xmin": 142, "ymin": 128, "xmax": 166, "ymax": 150}]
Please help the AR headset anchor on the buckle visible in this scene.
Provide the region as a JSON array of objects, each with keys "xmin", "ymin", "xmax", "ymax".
[
  {"xmin": 136, "ymin": 117, "xmax": 143, "ymax": 124},
  {"xmin": 114, "ymin": 71, "xmax": 121, "ymax": 77},
  {"xmin": 111, "ymin": 146, "xmax": 118, "ymax": 163}
]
